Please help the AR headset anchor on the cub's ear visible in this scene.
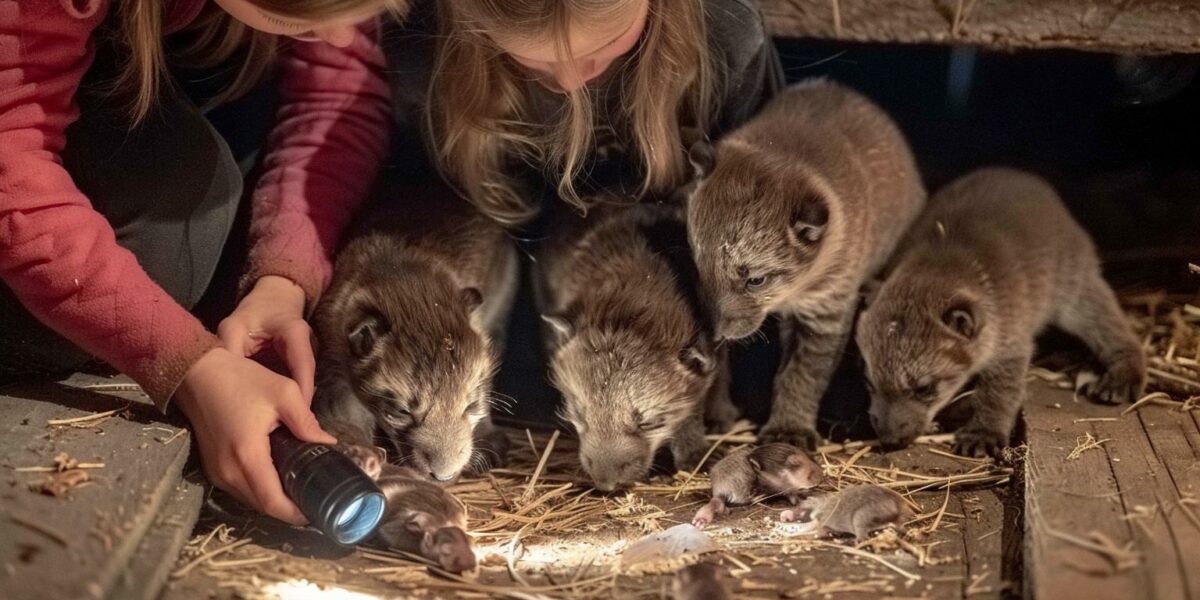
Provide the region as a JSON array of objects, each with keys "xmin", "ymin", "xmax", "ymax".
[
  {"xmin": 791, "ymin": 191, "xmax": 829, "ymax": 245},
  {"xmin": 941, "ymin": 298, "xmax": 981, "ymax": 340},
  {"xmin": 679, "ymin": 342, "xmax": 715, "ymax": 376},
  {"xmin": 541, "ymin": 314, "xmax": 575, "ymax": 345},
  {"xmin": 785, "ymin": 453, "xmax": 810, "ymax": 467},
  {"xmin": 688, "ymin": 140, "xmax": 716, "ymax": 179},
  {"xmin": 461, "ymin": 288, "xmax": 484, "ymax": 313},
  {"xmin": 748, "ymin": 456, "xmax": 763, "ymax": 472},
  {"xmin": 348, "ymin": 313, "xmax": 387, "ymax": 359}
]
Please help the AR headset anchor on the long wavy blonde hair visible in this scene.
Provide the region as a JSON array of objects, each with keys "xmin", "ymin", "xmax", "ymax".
[
  {"xmin": 116, "ymin": 0, "xmax": 406, "ymax": 122},
  {"xmin": 429, "ymin": 0, "xmax": 719, "ymax": 224}
]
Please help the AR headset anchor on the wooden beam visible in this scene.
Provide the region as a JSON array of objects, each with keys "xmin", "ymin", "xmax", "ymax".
[{"xmin": 761, "ymin": 0, "xmax": 1200, "ymax": 54}]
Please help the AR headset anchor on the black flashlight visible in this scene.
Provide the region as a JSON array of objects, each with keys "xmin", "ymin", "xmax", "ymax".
[{"xmin": 269, "ymin": 428, "xmax": 386, "ymax": 545}]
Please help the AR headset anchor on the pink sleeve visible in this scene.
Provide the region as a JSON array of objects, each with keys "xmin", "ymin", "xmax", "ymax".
[
  {"xmin": 244, "ymin": 20, "xmax": 393, "ymax": 306},
  {"xmin": 0, "ymin": 0, "xmax": 218, "ymax": 407}
]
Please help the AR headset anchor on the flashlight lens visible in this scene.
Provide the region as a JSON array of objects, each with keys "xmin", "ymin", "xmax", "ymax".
[
  {"xmin": 331, "ymin": 492, "xmax": 386, "ymax": 545},
  {"xmin": 337, "ymin": 497, "xmax": 364, "ymax": 527}
]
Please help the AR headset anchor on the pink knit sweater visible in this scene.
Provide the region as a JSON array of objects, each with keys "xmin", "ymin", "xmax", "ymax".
[{"xmin": 0, "ymin": 0, "xmax": 391, "ymax": 406}]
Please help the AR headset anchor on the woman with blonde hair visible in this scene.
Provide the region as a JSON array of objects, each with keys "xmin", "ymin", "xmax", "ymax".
[
  {"xmin": 236, "ymin": 0, "xmax": 781, "ymax": 476},
  {"xmin": 417, "ymin": 0, "xmax": 784, "ymax": 223},
  {"xmin": 0, "ymin": 0, "xmax": 403, "ymax": 523}
]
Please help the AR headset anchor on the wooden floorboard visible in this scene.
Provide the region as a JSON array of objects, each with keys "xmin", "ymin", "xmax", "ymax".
[
  {"xmin": 1092, "ymin": 406, "xmax": 1190, "ymax": 600},
  {"xmin": 1023, "ymin": 383, "xmax": 1148, "ymax": 599},
  {"xmin": 110, "ymin": 475, "xmax": 205, "ymax": 600},
  {"xmin": 1128, "ymin": 405, "xmax": 1200, "ymax": 597},
  {"xmin": 0, "ymin": 375, "xmax": 195, "ymax": 600},
  {"xmin": 1023, "ymin": 381, "xmax": 1200, "ymax": 600},
  {"xmin": 961, "ymin": 489, "xmax": 1005, "ymax": 596}
]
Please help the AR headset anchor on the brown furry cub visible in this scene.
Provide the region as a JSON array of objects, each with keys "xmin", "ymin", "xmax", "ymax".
[
  {"xmin": 686, "ymin": 79, "xmax": 926, "ymax": 450},
  {"xmin": 537, "ymin": 201, "xmax": 736, "ymax": 492},
  {"xmin": 857, "ymin": 167, "xmax": 1146, "ymax": 457},
  {"xmin": 312, "ymin": 178, "xmax": 518, "ymax": 482}
]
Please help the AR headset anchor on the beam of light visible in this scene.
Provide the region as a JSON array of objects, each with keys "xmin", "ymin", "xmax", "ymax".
[
  {"xmin": 473, "ymin": 537, "xmax": 628, "ymax": 566},
  {"xmin": 261, "ymin": 579, "xmax": 381, "ymax": 600}
]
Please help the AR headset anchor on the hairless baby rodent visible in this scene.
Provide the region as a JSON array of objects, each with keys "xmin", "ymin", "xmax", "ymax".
[{"xmin": 692, "ymin": 443, "xmax": 823, "ymax": 529}]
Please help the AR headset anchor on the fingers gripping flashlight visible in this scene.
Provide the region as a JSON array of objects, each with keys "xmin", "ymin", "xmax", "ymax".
[{"xmin": 269, "ymin": 429, "xmax": 386, "ymax": 545}]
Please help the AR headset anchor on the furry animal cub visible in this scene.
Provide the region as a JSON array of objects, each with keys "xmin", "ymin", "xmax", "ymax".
[
  {"xmin": 686, "ymin": 79, "xmax": 926, "ymax": 449},
  {"xmin": 857, "ymin": 168, "xmax": 1147, "ymax": 457},
  {"xmin": 312, "ymin": 178, "xmax": 518, "ymax": 482},
  {"xmin": 537, "ymin": 201, "xmax": 736, "ymax": 491}
]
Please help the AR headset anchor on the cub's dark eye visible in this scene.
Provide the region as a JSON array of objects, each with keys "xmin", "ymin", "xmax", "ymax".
[
  {"xmin": 382, "ymin": 403, "xmax": 413, "ymax": 425},
  {"xmin": 637, "ymin": 417, "xmax": 665, "ymax": 433},
  {"xmin": 912, "ymin": 383, "xmax": 937, "ymax": 399},
  {"xmin": 745, "ymin": 275, "xmax": 768, "ymax": 291}
]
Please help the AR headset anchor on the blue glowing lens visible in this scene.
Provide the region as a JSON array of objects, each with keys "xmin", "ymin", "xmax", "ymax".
[
  {"xmin": 332, "ymin": 492, "xmax": 386, "ymax": 545},
  {"xmin": 337, "ymin": 497, "xmax": 364, "ymax": 527}
]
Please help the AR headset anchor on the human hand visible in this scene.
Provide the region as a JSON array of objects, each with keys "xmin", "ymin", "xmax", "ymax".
[
  {"xmin": 175, "ymin": 347, "xmax": 337, "ymax": 524},
  {"xmin": 217, "ymin": 275, "xmax": 315, "ymax": 400}
]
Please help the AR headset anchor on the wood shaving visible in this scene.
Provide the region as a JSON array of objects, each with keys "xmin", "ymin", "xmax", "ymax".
[{"xmin": 33, "ymin": 468, "xmax": 90, "ymax": 497}]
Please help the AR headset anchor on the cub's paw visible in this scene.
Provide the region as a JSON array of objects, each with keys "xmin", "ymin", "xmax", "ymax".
[
  {"xmin": 337, "ymin": 444, "xmax": 385, "ymax": 479},
  {"xmin": 952, "ymin": 429, "xmax": 1007, "ymax": 459},
  {"xmin": 759, "ymin": 425, "xmax": 821, "ymax": 452},
  {"xmin": 1079, "ymin": 356, "xmax": 1147, "ymax": 405}
]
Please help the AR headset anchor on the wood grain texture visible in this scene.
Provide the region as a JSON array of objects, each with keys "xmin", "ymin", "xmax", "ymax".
[
  {"xmin": 0, "ymin": 375, "xmax": 195, "ymax": 600},
  {"xmin": 760, "ymin": 0, "xmax": 1200, "ymax": 53},
  {"xmin": 1023, "ymin": 383, "xmax": 1147, "ymax": 599},
  {"xmin": 1023, "ymin": 381, "xmax": 1200, "ymax": 600}
]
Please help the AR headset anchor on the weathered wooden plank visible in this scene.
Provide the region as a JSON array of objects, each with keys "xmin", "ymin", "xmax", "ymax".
[
  {"xmin": 1090, "ymin": 407, "xmax": 1192, "ymax": 600},
  {"xmin": 1125, "ymin": 405, "xmax": 1200, "ymax": 597},
  {"xmin": 760, "ymin": 0, "xmax": 1200, "ymax": 54},
  {"xmin": 960, "ymin": 489, "xmax": 1006, "ymax": 597},
  {"xmin": 0, "ymin": 376, "xmax": 193, "ymax": 600},
  {"xmin": 1023, "ymin": 383, "xmax": 1148, "ymax": 599},
  {"xmin": 110, "ymin": 477, "xmax": 205, "ymax": 600}
]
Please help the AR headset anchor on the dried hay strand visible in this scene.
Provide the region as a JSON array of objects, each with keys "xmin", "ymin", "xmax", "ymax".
[
  {"xmin": 1066, "ymin": 432, "xmax": 1111, "ymax": 461},
  {"xmin": 1120, "ymin": 292, "xmax": 1200, "ymax": 406},
  {"xmin": 45, "ymin": 403, "xmax": 131, "ymax": 427},
  {"xmin": 174, "ymin": 426, "xmax": 1013, "ymax": 599},
  {"xmin": 1031, "ymin": 291, "xmax": 1200, "ymax": 412}
]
